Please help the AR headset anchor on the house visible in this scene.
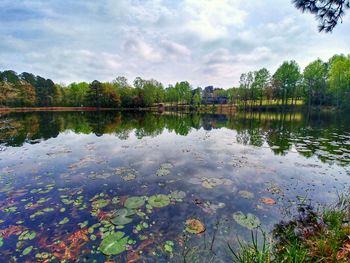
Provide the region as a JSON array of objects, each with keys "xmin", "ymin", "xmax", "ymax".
[{"xmin": 202, "ymin": 86, "xmax": 228, "ymax": 104}]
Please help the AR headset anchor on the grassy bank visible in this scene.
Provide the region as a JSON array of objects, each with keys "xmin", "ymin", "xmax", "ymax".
[{"xmin": 231, "ymin": 195, "xmax": 350, "ymax": 262}]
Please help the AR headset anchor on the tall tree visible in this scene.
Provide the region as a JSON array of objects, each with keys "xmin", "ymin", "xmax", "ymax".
[
  {"xmin": 273, "ymin": 61, "xmax": 301, "ymax": 107},
  {"xmin": 303, "ymin": 59, "xmax": 328, "ymax": 109},
  {"xmin": 328, "ymin": 54, "xmax": 350, "ymax": 108},
  {"xmin": 86, "ymin": 80, "xmax": 104, "ymax": 108},
  {"xmin": 252, "ymin": 68, "xmax": 271, "ymax": 106}
]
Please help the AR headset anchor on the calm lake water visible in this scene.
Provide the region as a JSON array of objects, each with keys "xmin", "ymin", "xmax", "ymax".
[{"xmin": 1, "ymin": 111, "xmax": 350, "ymax": 262}]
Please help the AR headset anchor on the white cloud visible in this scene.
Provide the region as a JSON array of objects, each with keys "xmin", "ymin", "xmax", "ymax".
[
  {"xmin": 0, "ymin": 0, "xmax": 349, "ymax": 87},
  {"xmin": 182, "ymin": 0, "xmax": 247, "ymax": 40},
  {"xmin": 124, "ymin": 38, "xmax": 163, "ymax": 62}
]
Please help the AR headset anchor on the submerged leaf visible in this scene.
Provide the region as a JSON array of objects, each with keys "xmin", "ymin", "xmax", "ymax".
[{"xmin": 233, "ymin": 211, "xmax": 260, "ymax": 230}]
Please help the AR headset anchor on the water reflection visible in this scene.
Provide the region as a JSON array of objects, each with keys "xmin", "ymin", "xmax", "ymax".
[{"xmin": 1, "ymin": 111, "xmax": 350, "ymax": 165}]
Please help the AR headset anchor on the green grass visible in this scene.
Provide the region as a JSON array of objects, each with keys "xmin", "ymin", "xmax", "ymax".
[
  {"xmin": 229, "ymin": 195, "xmax": 350, "ymax": 263},
  {"xmin": 238, "ymin": 99, "xmax": 304, "ymax": 107}
]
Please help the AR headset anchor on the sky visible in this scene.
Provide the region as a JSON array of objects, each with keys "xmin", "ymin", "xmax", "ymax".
[{"xmin": 0, "ymin": 0, "xmax": 349, "ymax": 88}]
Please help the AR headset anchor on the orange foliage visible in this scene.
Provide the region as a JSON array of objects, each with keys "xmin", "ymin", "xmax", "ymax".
[
  {"xmin": 260, "ymin": 197, "xmax": 276, "ymax": 205},
  {"xmin": 0, "ymin": 225, "xmax": 26, "ymax": 238},
  {"xmin": 42, "ymin": 228, "xmax": 90, "ymax": 261}
]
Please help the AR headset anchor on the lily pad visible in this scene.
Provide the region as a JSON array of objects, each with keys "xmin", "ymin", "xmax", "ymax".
[
  {"xmin": 110, "ymin": 208, "xmax": 135, "ymax": 225},
  {"xmin": 156, "ymin": 163, "xmax": 173, "ymax": 177},
  {"xmin": 201, "ymin": 178, "xmax": 223, "ymax": 189},
  {"xmin": 99, "ymin": 231, "xmax": 129, "ymax": 255},
  {"xmin": 238, "ymin": 190, "xmax": 255, "ymax": 199},
  {"xmin": 185, "ymin": 218, "xmax": 206, "ymax": 234},
  {"xmin": 22, "ymin": 246, "xmax": 33, "ymax": 256},
  {"xmin": 92, "ymin": 199, "xmax": 110, "ymax": 209},
  {"xmin": 233, "ymin": 211, "xmax": 260, "ymax": 230},
  {"xmin": 124, "ymin": 196, "xmax": 145, "ymax": 209},
  {"xmin": 122, "ymin": 173, "xmax": 136, "ymax": 181},
  {"xmin": 59, "ymin": 217, "xmax": 70, "ymax": 225},
  {"xmin": 148, "ymin": 194, "xmax": 170, "ymax": 208},
  {"xmin": 170, "ymin": 190, "xmax": 186, "ymax": 201},
  {"xmin": 19, "ymin": 230, "xmax": 36, "ymax": 240},
  {"xmin": 164, "ymin": 240, "xmax": 174, "ymax": 254}
]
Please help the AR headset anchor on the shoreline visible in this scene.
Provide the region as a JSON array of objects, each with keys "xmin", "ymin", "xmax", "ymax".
[{"xmin": 0, "ymin": 105, "xmax": 339, "ymax": 114}]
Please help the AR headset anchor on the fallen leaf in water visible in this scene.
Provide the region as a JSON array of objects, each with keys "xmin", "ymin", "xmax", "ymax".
[
  {"xmin": 260, "ymin": 197, "xmax": 276, "ymax": 205},
  {"xmin": 185, "ymin": 219, "xmax": 205, "ymax": 234}
]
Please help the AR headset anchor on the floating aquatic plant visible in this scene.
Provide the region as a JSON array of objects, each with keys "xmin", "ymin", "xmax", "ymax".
[
  {"xmin": 156, "ymin": 163, "xmax": 173, "ymax": 176},
  {"xmin": 233, "ymin": 211, "xmax": 260, "ymax": 230},
  {"xmin": 238, "ymin": 190, "xmax": 255, "ymax": 199},
  {"xmin": 164, "ymin": 240, "xmax": 174, "ymax": 254},
  {"xmin": 170, "ymin": 190, "xmax": 186, "ymax": 201},
  {"xmin": 148, "ymin": 194, "xmax": 170, "ymax": 208},
  {"xmin": 185, "ymin": 219, "xmax": 206, "ymax": 234},
  {"xmin": 91, "ymin": 199, "xmax": 110, "ymax": 209},
  {"xmin": 99, "ymin": 231, "xmax": 129, "ymax": 256},
  {"xmin": 124, "ymin": 196, "xmax": 145, "ymax": 209},
  {"xmin": 110, "ymin": 208, "xmax": 135, "ymax": 225},
  {"xmin": 18, "ymin": 230, "xmax": 36, "ymax": 240},
  {"xmin": 22, "ymin": 246, "xmax": 33, "ymax": 256}
]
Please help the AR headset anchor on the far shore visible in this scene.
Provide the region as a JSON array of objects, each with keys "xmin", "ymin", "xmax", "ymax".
[{"xmin": 0, "ymin": 104, "xmax": 338, "ymax": 114}]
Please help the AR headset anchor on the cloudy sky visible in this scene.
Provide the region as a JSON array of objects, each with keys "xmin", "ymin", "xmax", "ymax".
[{"xmin": 0, "ymin": 0, "xmax": 349, "ymax": 87}]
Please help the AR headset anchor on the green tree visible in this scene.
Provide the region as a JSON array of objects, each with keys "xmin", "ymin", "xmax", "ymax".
[
  {"xmin": 328, "ymin": 54, "xmax": 350, "ymax": 108},
  {"xmin": 303, "ymin": 59, "xmax": 328, "ymax": 109},
  {"xmin": 273, "ymin": 61, "xmax": 301, "ymax": 107},
  {"xmin": 192, "ymin": 88, "xmax": 202, "ymax": 108},
  {"xmin": 252, "ymin": 68, "xmax": 271, "ymax": 106},
  {"xmin": 86, "ymin": 80, "xmax": 104, "ymax": 107}
]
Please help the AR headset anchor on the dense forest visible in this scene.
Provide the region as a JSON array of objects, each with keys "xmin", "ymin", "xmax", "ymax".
[{"xmin": 0, "ymin": 54, "xmax": 349, "ymax": 110}]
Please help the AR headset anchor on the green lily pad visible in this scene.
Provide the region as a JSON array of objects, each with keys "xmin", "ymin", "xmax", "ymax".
[
  {"xmin": 112, "ymin": 197, "xmax": 120, "ymax": 204},
  {"xmin": 22, "ymin": 246, "xmax": 33, "ymax": 256},
  {"xmin": 170, "ymin": 190, "xmax": 186, "ymax": 201},
  {"xmin": 233, "ymin": 211, "xmax": 260, "ymax": 230},
  {"xmin": 110, "ymin": 208, "xmax": 135, "ymax": 225},
  {"xmin": 122, "ymin": 173, "xmax": 136, "ymax": 181},
  {"xmin": 59, "ymin": 217, "xmax": 70, "ymax": 225},
  {"xmin": 124, "ymin": 196, "xmax": 145, "ymax": 209},
  {"xmin": 164, "ymin": 240, "xmax": 174, "ymax": 253},
  {"xmin": 92, "ymin": 199, "xmax": 110, "ymax": 209},
  {"xmin": 148, "ymin": 194, "xmax": 170, "ymax": 208},
  {"xmin": 19, "ymin": 230, "xmax": 36, "ymax": 240},
  {"xmin": 201, "ymin": 178, "xmax": 223, "ymax": 189},
  {"xmin": 156, "ymin": 163, "xmax": 173, "ymax": 177},
  {"xmin": 99, "ymin": 231, "xmax": 129, "ymax": 255}
]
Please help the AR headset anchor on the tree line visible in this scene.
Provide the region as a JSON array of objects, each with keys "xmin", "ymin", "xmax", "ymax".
[
  {"xmin": 226, "ymin": 54, "xmax": 350, "ymax": 110},
  {"xmin": 0, "ymin": 53, "xmax": 349, "ymax": 110}
]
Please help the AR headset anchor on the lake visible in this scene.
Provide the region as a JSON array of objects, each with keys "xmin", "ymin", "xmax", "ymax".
[{"xmin": 1, "ymin": 110, "xmax": 350, "ymax": 262}]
